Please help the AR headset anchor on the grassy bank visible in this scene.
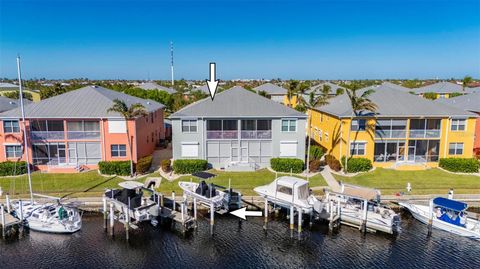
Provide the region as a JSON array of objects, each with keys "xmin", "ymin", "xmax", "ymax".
[
  {"xmin": 334, "ymin": 168, "xmax": 480, "ymax": 195},
  {"xmin": 0, "ymin": 169, "xmax": 328, "ymax": 198},
  {"xmin": 0, "ymin": 171, "xmax": 126, "ymax": 198}
]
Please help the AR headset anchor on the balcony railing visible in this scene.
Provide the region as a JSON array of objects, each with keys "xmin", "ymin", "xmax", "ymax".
[
  {"xmin": 241, "ymin": 130, "xmax": 272, "ymax": 139},
  {"xmin": 409, "ymin": 129, "xmax": 441, "ymax": 138},
  {"xmin": 207, "ymin": 131, "xmax": 238, "ymax": 139},
  {"xmin": 67, "ymin": 131, "xmax": 101, "ymax": 140},
  {"xmin": 30, "ymin": 131, "xmax": 65, "ymax": 140},
  {"xmin": 374, "ymin": 130, "xmax": 407, "ymax": 139}
]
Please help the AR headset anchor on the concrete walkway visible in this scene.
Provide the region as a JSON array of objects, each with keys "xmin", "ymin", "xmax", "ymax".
[
  {"xmin": 149, "ymin": 143, "xmax": 173, "ymax": 172},
  {"xmin": 319, "ymin": 166, "xmax": 341, "ymax": 192}
]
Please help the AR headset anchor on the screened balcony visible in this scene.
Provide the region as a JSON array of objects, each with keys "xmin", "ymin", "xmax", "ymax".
[{"xmin": 409, "ymin": 119, "xmax": 441, "ymax": 138}]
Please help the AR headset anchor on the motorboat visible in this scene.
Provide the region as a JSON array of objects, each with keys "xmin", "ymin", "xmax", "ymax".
[
  {"xmin": 253, "ymin": 176, "xmax": 321, "ymax": 214},
  {"xmin": 104, "ymin": 181, "xmax": 160, "ymax": 225},
  {"xmin": 12, "ymin": 199, "xmax": 82, "ymax": 233},
  {"xmin": 399, "ymin": 197, "xmax": 480, "ymax": 240},
  {"xmin": 322, "ymin": 184, "xmax": 401, "ymax": 234},
  {"xmin": 178, "ymin": 181, "xmax": 227, "ymax": 209}
]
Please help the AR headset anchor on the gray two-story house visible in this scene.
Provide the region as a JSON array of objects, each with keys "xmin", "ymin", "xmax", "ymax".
[{"xmin": 170, "ymin": 86, "xmax": 307, "ymax": 171}]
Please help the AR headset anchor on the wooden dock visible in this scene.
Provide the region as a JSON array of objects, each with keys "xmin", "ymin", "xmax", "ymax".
[{"xmin": 1, "ymin": 204, "xmax": 22, "ymax": 237}]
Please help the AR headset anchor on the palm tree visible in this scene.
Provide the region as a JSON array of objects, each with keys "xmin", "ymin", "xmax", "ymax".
[
  {"xmin": 305, "ymin": 84, "xmax": 331, "ymax": 174},
  {"xmin": 286, "ymin": 80, "xmax": 299, "ymax": 107},
  {"xmin": 462, "ymin": 76, "xmax": 473, "ymax": 93},
  {"xmin": 108, "ymin": 99, "xmax": 148, "ymax": 177},
  {"xmin": 344, "ymin": 85, "xmax": 378, "ymax": 173}
]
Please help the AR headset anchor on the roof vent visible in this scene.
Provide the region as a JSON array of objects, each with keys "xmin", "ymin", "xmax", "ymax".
[
  {"xmin": 9, "ymin": 101, "xmax": 15, "ymax": 105},
  {"xmin": 146, "ymin": 101, "xmax": 151, "ymax": 105},
  {"xmin": 92, "ymin": 85, "xmax": 98, "ymax": 88}
]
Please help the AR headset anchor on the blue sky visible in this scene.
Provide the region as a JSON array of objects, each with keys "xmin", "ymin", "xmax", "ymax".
[{"xmin": 1, "ymin": 0, "xmax": 479, "ymax": 80}]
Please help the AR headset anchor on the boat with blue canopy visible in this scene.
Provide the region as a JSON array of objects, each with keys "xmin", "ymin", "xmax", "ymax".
[{"xmin": 400, "ymin": 197, "xmax": 480, "ymax": 240}]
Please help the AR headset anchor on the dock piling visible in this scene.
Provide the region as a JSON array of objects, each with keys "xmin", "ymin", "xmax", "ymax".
[
  {"xmin": 297, "ymin": 208, "xmax": 302, "ymax": 238},
  {"xmin": 210, "ymin": 203, "xmax": 214, "ymax": 236},
  {"xmin": 103, "ymin": 197, "xmax": 107, "ymax": 231},
  {"xmin": 427, "ymin": 199, "xmax": 433, "ymax": 236},
  {"xmin": 263, "ymin": 198, "xmax": 268, "ymax": 231},
  {"xmin": 1, "ymin": 204, "xmax": 5, "ymax": 238},
  {"xmin": 125, "ymin": 207, "xmax": 130, "ymax": 241},
  {"xmin": 19, "ymin": 200, "xmax": 23, "ymax": 222},
  {"xmin": 328, "ymin": 200, "xmax": 334, "ymax": 233},
  {"xmin": 361, "ymin": 200, "xmax": 368, "ymax": 234},
  {"xmin": 193, "ymin": 198, "xmax": 197, "ymax": 228},
  {"xmin": 289, "ymin": 206, "xmax": 294, "ymax": 237},
  {"xmin": 6, "ymin": 195, "xmax": 10, "ymax": 213},
  {"xmin": 160, "ymin": 193, "xmax": 164, "ymax": 207},
  {"xmin": 172, "ymin": 191, "xmax": 176, "ymax": 211},
  {"xmin": 109, "ymin": 202, "xmax": 114, "ymax": 237}
]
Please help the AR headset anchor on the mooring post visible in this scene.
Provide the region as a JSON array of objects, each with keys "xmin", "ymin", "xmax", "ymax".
[
  {"xmin": 297, "ymin": 208, "xmax": 303, "ymax": 238},
  {"xmin": 193, "ymin": 198, "xmax": 198, "ymax": 228},
  {"xmin": 109, "ymin": 202, "xmax": 114, "ymax": 237},
  {"xmin": 329, "ymin": 200, "xmax": 334, "ymax": 232},
  {"xmin": 427, "ymin": 199, "xmax": 433, "ymax": 236},
  {"xmin": 103, "ymin": 197, "xmax": 107, "ymax": 231},
  {"xmin": 361, "ymin": 199, "xmax": 368, "ymax": 234},
  {"xmin": 290, "ymin": 205, "xmax": 294, "ymax": 237},
  {"xmin": 6, "ymin": 195, "xmax": 10, "ymax": 213},
  {"xmin": 1, "ymin": 204, "xmax": 5, "ymax": 238},
  {"xmin": 263, "ymin": 198, "xmax": 268, "ymax": 231},
  {"xmin": 19, "ymin": 200, "xmax": 23, "ymax": 222},
  {"xmin": 125, "ymin": 207, "xmax": 130, "ymax": 241},
  {"xmin": 172, "ymin": 191, "xmax": 176, "ymax": 211},
  {"xmin": 160, "ymin": 193, "xmax": 164, "ymax": 208},
  {"xmin": 210, "ymin": 203, "xmax": 214, "ymax": 236}
]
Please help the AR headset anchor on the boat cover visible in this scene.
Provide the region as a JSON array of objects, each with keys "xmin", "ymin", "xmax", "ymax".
[
  {"xmin": 192, "ymin": 171, "xmax": 216, "ymax": 179},
  {"xmin": 433, "ymin": 197, "xmax": 467, "ymax": 212}
]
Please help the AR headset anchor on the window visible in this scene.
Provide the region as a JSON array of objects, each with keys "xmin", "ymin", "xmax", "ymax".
[
  {"xmin": 350, "ymin": 142, "xmax": 366, "ymax": 156},
  {"xmin": 374, "ymin": 141, "xmax": 406, "ymax": 162},
  {"xmin": 276, "ymin": 185, "xmax": 292, "ymax": 195},
  {"xmin": 3, "ymin": 120, "xmax": 20, "ymax": 133},
  {"xmin": 47, "ymin": 120, "xmax": 64, "ymax": 131},
  {"xmin": 32, "ymin": 143, "xmax": 67, "ymax": 165},
  {"xmin": 5, "ymin": 145, "xmax": 22, "ymax": 158},
  {"xmin": 281, "ymin": 119, "xmax": 296, "ymax": 132},
  {"xmin": 68, "ymin": 142, "xmax": 101, "ymax": 165},
  {"xmin": 182, "ymin": 120, "xmax": 197, "ymax": 133},
  {"xmin": 207, "ymin": 120, "xmax": 222, "ymax": 131},
  {"xmin": 351, "ymin": 119, "xmax": 366, "ymax": 131},
  {"xmin": 451, "ymin": 119, "xmax": 466, "ymax": 131},
  {"xmin": 111, "ymin": 144, "xmax": 127, "ymax": 157},
  {"xmin": 256, "ymin": 120, "xmax": 271, "ymax": 130},
  {"xmin": 449, "ymin": 143, "xmax": 464, "ymax": 155},
  {"xmin": 375, "ymin": 119, "xmax": 407, "ymax": 139},
  {"xmin": 241, "ymin": 120, "xmax": 255, "ymax": 130},
  {"xmin": 31, "ymin": 120, "xmax": 47, "ymax": 131},
  {"xmin": 181, "ymin": 143, "xmax": 199, "ymax": 157}
]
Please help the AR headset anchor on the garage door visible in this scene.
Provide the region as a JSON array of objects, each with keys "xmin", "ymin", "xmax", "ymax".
[
  {"xmin": 181, "ymin": 143, "xmax": 199, "ymax": 157},
  {"xmin": 280, "ymin": 141, "xmax": 297, "ymax": 157}
]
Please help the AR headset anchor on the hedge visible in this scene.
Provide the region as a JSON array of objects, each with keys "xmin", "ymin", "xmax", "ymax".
[
  {"xmin": 172, "ymin": 159, "xmax": 208, "ymax": 174},
  {"xmin": 325, "ymin": 155, "xmax": 341, "ymax": 172},
  {"xmin": 270, "ymin": 158, "xmax": 304, "ymax": 173},
  {"xmin": 341, "ymin": 157, "xmax": 372, "ymax": 173},
  {"xmin": 98, "ymin": 161, "xmax": 131, "ymax": 176},
  {"xmin": 439, "ymin": 158, "xmax": 480, "ymax": 173},
  {"xmin": 0, "ymin": 161, "xmax": 27, "ymax": 176},
  {"xmin": 136, "ymin": 156, "xmax": 153, "ymax": 174}
]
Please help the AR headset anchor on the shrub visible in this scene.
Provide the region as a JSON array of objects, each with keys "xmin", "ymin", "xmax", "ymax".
[
  {"xmin": 439, "ymin": 158, "xmax": 480, "ymax": 173},
  {"xmin": 309, "ymin": 159, "xmax": 322, "ymax": 172},
  {"xmin": 172, "ymin": 159, "xmax": 208, "ymax": 174},
  {"xmin": 341, "ymin": 157, "xmax": 372, "ymax": 173},
  {"xmin": 270, "ymin": 158, "xmax": 304, "ymax": 173},
  {"xmin": 423, "ymin": 92, "xmax": 437, "ymax": 100},
  {"xmin": 161, "ymin": 159, "xmax": 171, "ymax": 172},
  {"xmin": 325, "ymin": 155, "xmax": 341, "ymax": 172},
  {"xmin": 309, "ymin": 145, "xmax": 325, "ymax": 161},
  {"xmin": 0, "ymin": 161, "xmax": 27, "ymax": 176},
  {"xmin": 449, "ymin": 92, "xmax": 463, "ymax": 98},
  {"xmin": 136, "ymin": 156, "xmax": 153, "ymax": 174},
  {"xmin": 98, "ymin": 161, "xmax": 130, "ymax": 176}
]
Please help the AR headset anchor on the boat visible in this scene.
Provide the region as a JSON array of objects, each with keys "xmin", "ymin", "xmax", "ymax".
[
  {"xmin": 10, "ymin": 56, "xmax": 83, "ymax": 234},
  {"xmin": 178, "ymin": 181, "xmax": 227, "ymax": 209},
  {"xmin": 322, "ymin": 184, "xmax": 401, "ymax": 234},
  {"xmin": 399, "ymin": 197, "xmax": 480, "ymax": 240},
  {"xmin": 12, "ymin": 199, "xmax": 82, "ymax": 233},
  {"xmin": 104, "ymin": 181, "xmax": 160, "ymax": 225},
  {"xmin": 253, "ymin": 176, "xmax": 321, "ymax": 214}
]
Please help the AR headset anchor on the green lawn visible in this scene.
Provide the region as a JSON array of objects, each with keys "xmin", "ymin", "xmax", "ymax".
[
  {"xmin": 0, "ymin": 171, "xmax": 127, "ymax": 198},
  {"xmin": 0, "ymin": 169, "xmax": 327, "ymax": 198},
  {"xmin": 156, "ymin": 169, "xmax": 327, "ymax": 196},
  {"xmin": 334, "ymin": 168, "xmax": 480, "ymax": 195}
]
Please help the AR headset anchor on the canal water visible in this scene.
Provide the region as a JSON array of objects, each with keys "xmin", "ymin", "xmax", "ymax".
[{"xmin": 1, "ymin": 211, "xmax": 479, "ymax": 269}]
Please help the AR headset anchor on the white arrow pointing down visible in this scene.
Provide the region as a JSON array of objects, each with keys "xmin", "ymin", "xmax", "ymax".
[{"xmin": 229, "ymin": 207, "xmax": 262, "ymax": 220}]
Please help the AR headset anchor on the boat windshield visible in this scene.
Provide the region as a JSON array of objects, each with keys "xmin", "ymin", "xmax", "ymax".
[
  {"xmin": 297, "ymin": 184, "xmax": 309, "ymax": 200},
  {"xmin": 276, "ymin": 185, "xmax": 292, "ymax": 195}
]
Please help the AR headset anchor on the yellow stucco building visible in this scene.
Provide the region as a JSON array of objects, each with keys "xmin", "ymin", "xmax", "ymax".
[{"xmin": 308, "ymin": 85, "xmax": 477, "ymax": 170}]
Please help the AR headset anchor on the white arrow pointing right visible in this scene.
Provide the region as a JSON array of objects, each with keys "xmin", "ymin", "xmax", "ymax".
[{"xmin": 230, "ymin": 207, "xmax": 262, "ymax": 220}]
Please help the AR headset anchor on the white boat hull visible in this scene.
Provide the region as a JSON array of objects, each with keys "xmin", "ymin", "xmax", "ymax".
[
  {"xmin": 399, "ymin": 202, "xmax": 480, "ymax": 240},
  {"xmin": 337, "ymin": 207, "xmax": 399, "ymax": 234},
  {"xmin": 178, "ymin": 182, "xmax": 226, "ymax": 208}
]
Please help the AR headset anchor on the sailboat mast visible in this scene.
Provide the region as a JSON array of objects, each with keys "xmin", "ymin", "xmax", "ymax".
[{"xmin": 16, "ymin": 56, "xmax": 33, "ymax": 203}]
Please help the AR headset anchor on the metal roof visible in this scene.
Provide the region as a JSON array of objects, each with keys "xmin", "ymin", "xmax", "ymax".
[
  {"xmin": 313, "ymin": 84, "xmax": 476, "ymax": 118},
  {"xmin": 415, "ymin": 82, "xmax": 463, "ymax": 94},
  {"xmin": 0, "ymin": 96, "xmax": 32, "ymax": 113},
  {"xmin": 0, "ymin": 85, "xmax": 164, "ymax": 119},
  {"xmin": 436, "ymin": 92, "xmax": 480, "ymax": 113},
  {"xmin": 137, "ymin": 82, "xmax": 176, "ymax": 94},
  {"xmin": 253, "ymin": 83, "xmax": 288, "ymax": 95},
  {"xmin": 0, "ymin": 82, "xmax": 19, "ymax": 89},
  {"xmin": 170, "ymin": 86, "xmax": 306, "ymax": 119}
]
